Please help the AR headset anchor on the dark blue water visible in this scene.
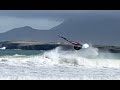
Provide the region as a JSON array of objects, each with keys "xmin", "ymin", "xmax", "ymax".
[
  {"xmin": 0, "ymin": 50, "xmax": 43, "ymax": 56},
  {"xmin": 0, "ymin": 49, "xmax": 120, "ymax": 60}
]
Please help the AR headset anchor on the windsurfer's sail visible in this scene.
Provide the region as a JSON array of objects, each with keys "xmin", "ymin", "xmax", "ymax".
[
  {"xmin": 58, "ymin": 35, "xmax": 82, "ymax": 50},
  {"xmin": 58, "ymin": 35, "xmax": 82, "ymax": 46}
]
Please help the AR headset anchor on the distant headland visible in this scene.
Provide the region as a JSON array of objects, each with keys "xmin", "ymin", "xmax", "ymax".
[{"xmin": 0, "ymin": 41, "xmax": 120, "ymax": 53}]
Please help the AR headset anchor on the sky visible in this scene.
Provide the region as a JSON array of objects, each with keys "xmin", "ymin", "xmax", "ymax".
[
  {"xmin": 0, "ymin": 10, "xmax": 66, "ymax": 33},
  {"xmin": 0, "ymin": 16, "xmax": 62, "ymax": 32},
  {"xmin": 0, "ymin": 10, "xmax": 120, "ymax": 33}
]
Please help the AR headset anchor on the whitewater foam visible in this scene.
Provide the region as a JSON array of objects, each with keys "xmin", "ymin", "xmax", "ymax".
[
  {"xmin": 0, "ymin": 46, "xmax": 120, "ymax": 80},
  {"xmin": 0, "ymin": 46, "xmax": 119, "ymax": 68}
]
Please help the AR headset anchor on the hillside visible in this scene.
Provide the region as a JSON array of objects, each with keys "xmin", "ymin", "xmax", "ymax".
[{"xmin": 0, "ymin": 14, "xmax": 120, "ymax": 46}]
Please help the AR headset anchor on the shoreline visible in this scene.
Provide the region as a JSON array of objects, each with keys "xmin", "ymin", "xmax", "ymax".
[{"xmin": 0, "ymin": 41, "xmax": 120, "ymax": 53}]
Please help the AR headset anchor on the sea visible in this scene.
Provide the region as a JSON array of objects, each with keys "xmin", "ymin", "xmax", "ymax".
[{"xmin": 0, "ymin": 46, "xmax": 120, "ymax": 80}]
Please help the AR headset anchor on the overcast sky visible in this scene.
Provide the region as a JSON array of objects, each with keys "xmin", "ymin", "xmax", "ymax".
[{"xmin": 0, "ymin": 10, "xmax": 120, "ymax": 33}]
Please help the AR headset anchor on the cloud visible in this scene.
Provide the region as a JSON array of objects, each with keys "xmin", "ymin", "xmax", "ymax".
[
  {"xmin": 0, "ymin": 16, "xmax": 63, "ymax": 33},
  {"xmin": 0, "ymin": 10, "xmax": 120, "ymax": 33},
  {"xmin": 0, "ymin": 10, "xmax": 120, "ymax": 18}
]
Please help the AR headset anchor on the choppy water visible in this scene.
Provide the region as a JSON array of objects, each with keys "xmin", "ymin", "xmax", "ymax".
[{"xmin": 0, "ymin": 46, "xmax": 120, "ymax": 80}]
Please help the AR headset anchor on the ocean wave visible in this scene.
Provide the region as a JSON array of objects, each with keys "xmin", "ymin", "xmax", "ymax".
[
  {"xmin": 0, "ymin": 46, "xmax": 119, "ymax": 80},
  {"xmin": 0, "ymin": 46, "xmax": 119, "ymax": 69}
]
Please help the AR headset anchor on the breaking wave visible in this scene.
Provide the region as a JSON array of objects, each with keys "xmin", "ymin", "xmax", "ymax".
[
  {"xmin": 0, "ymin": 46, "xmax": 120, "ymax": 80},
  {"xmin": 42, "ymin": 46, "xmax": 120, "ymax": 68},
  {"xmin": 0, "ymin": 46, "xmax": 120, "ymax": 69}
]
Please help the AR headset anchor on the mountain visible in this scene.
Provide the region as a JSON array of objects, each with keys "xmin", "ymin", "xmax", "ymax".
[
  {"xmin": 0, "ymin": 13, "xmax": 120, "ymax": 46},
  {"xmin": 0, "ymin": 26, "xmax": 54, "ymax": 42},
  {"xmin": 50, "ymin": 14, "xmax": 120, "ymax": 46}
]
